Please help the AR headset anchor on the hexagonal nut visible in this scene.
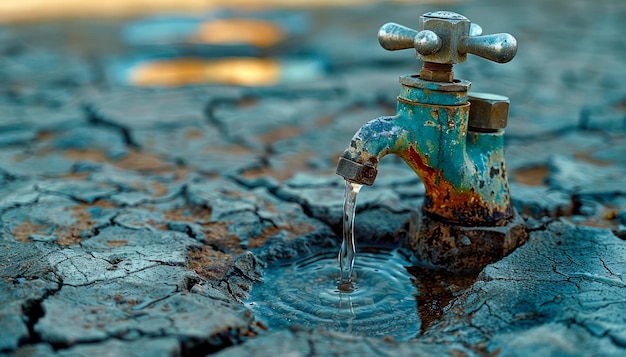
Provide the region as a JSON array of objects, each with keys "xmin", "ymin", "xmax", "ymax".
[
  {"xmin": 418, "ymin": 11, "xmax": 471, "ymax": 64},
  {"xmin": 336, "ymin": 156, "xmax": 377, "ymax": 186},
  {"xmin": 419, "ymin": 67, "xmax": 454, "ymax": 82},
  {"xmin": 468, "ymin": 92, "xmax": 509, "ymax": 130}
]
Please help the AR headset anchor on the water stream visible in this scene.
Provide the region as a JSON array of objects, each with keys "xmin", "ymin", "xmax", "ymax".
[
  {"xmin": 338, "ymin": 181, "xmax": 362, "ymax": 290},
  {"xmin": 245, "ymin": 180, "xmax": 421, "ymax": 340}
]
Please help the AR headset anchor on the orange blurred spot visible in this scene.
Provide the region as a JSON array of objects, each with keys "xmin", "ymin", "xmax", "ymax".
[
  {"xmin": 129, "ymin": 57, "xmax": 280, "ymax": 86},
  {"xmin": 191, "ymin": 18, "xmax": 284, "ymax": 47}
]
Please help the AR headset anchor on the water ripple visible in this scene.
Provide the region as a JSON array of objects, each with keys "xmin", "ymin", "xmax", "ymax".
[{"xmin": 246, "ymin": 249, "xmax": 420, "ymax": 340}]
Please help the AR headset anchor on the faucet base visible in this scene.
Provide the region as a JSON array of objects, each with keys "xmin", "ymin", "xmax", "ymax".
[{"xmin": 407, "ymin": 209, "xmax": 527, "ymax": 274}]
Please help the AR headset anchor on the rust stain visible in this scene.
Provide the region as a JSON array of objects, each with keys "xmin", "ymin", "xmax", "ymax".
[
  {"xmin": 150, "ymin": 181, "xmax": 169, "ymax": 197},
  {"xmin": 91, "ymin": 199, "xmax": 119, "ymax": 208},
  {"xmin": 106, "ymin": 240, "xmax": 128, "ymax": 247},
  {"xmin": 248, "ymin": 222, "xmax": 316, "ymax": 249},
  {"xmin": 56, "ymin": 205, "xmax": 99, "ymax": 246},
  {"xmin": 145, "ymin": 218, "xmax": 167, "ymax": 231},
  {"xmin": 572, "ymin": 217, "xmax": 618, "ymax": 230},
  {"xmin": 64, "ymin": 148, "xmax": 175, "ymax": 172},
  {"xmin": 407, "ymin": 266, "xmax": 479, "ymax": 334},
  {"xmin": 315, "ymin": 115, "xmax": 335, "ymax": 128},
  {"xmin": 151, "ymin": 203, "xmax": 249, "ymax": 255},
  {"xmin": 163, "ymin": 206, "xmax": 212, "ymax": 223},
  {"xmin": 55, "ymin": 232, "xmax": 82, "ymax": 246},
  {"xmin": 63, "ymin": 171, "xmax": 91, "ymax": 180},
  {"xmin": 258, "ymin": 126, "xmax": 304, "ymax": 144},
  {"xmin": 64, "ymin": 148, "xmax": 108, "ymax": 162},
  {"xmin": 240, "ymin": 166, "xmax": 289, "ymax": 181},
  {"xmin": 172, "ymin": 168, "xmax": 189, "ymax": 182},
  {"xmin": 116, "ymin": 150, "xmax": 172, "ymax": 171},
  {"xmin": 9, "ymin": 202, "xmax": 115, "ymax": 246},
  {"xmin": 11, "ymin": 152, "xmax": 30, "ymax": 163},
  {"xmin": 188, "ymin": 246, "xmax": 234, "ymax": 281},
  {"xmin": 203, "ymin": 145, "xmax": 255, "ymax": 155},
  {"xmin": 569, "ymin": 206, "xmax": 619, "ymax": 230},
  {"xmin": 511, "ymin": 165, "xmax": 548, "ymax": 186},
  {"xmin": 248, "ymin": 227, "xmax": 279, "ymax": 249},
  {"xmin": 185, "ymin": 129, "xmax": 204, "ymax": 139},
  {"xmin": 203, "ymin": 222, "xmax": 243, "ymax": 255},
  {"xmin": 404, "ymin": 145, "xmax": 510, "ymax": 225},
  {"xmin": 240, "ymin": 151, "xmax": 317, "ymax": 181},
  {"xmin": 36, "ymin": 131, "xmax": 55, "ymax": 141},
  {"xmin": 575, "ymin": 152, "xmax": 611, "ymax": 166},
  {"xmin": 12, "ymin": 221, "xmax": 48, "ymax": 242},
  {"xmin": 235, "ymin": 97, "xmax": 259, "ymax": 108}
]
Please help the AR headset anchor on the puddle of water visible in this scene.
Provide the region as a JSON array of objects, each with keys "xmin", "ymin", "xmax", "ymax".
[
  {"xmin": 246, "ymin": 179, "xmax": 479, "ymax": 340},
  {"xmin": 246, "ymin": 248, "xmax": 421, "ymax": 340},
  {"xmin": 338, "ymin": 181, "xmax": 362, "ymax": 288}
]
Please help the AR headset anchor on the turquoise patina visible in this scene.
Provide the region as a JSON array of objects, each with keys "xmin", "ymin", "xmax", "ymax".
[{"xmin": 338, "ymin": 74, "xmax": 512, "ymax": 226}]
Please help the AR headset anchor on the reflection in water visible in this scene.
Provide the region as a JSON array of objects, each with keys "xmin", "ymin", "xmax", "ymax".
[{"xmin": 246, "ymin": 249, "xmax": 421, "ymax": 340}]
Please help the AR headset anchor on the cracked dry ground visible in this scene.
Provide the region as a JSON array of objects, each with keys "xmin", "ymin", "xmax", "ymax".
[{"xmin": 2, "ymin": 0, "xmax": 626, "ymax": 356}]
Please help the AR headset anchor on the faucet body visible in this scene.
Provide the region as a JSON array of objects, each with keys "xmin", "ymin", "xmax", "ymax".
[
  {"xmin": 339, "ymin": 75, "xmax": 512, "ymax": 227},
  {"xmin": 336, "ymin": 11, "xmax": 528, "ymax": 272}
]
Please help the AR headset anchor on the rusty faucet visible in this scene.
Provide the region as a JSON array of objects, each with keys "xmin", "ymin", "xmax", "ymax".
[{"xmin": 336, "ymin": 11, "xmax": 527, "ymax": 273}]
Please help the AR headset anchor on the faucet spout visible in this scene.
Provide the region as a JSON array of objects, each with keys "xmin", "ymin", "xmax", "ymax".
[{"xmin": 336, "ymin": 115, "xmax": 405, "ymax": 186}]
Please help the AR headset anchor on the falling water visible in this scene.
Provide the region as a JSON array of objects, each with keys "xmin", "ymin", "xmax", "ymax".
[
  {"xmin": 338, "ymin": 180, "xmax": 362, "ymax": 289},
  {"xmin": 244, "ymin": 179, "xmax": 422, "ymax": 340}
]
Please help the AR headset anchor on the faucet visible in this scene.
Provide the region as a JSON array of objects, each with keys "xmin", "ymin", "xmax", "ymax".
[{"xmin": 336, "ymin": 11, "xmax": 527, "ymax": 273}]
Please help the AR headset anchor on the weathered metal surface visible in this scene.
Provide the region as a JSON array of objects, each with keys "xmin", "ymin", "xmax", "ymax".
[
  {"xmin": 408, "ymin": 209, "xmax": 528, "ymax": 273},
  {"xmin": 419, "ymin": 62, "xmax": 454, "ymax": 82},
  {"xmin": 335, "ymin": 156, "xmax": 377, "ymax": 186},
  {"xmin": 338, "ymin": 76, "xmax": 513, "ymax": 226},
  {"xmin": 468, "ymin": 92, "xmax": 510, "ymax": 130},
  {"xmin": 337, "ymin": 10, "xmax": 523, "ymax": 272},
  {"xmin": 377, "ymin": 11, "xmax": 517, "ymax": 68},
  {"xmin": 398, "ymin": 74, "xmax": 469, "ymax": 104}
]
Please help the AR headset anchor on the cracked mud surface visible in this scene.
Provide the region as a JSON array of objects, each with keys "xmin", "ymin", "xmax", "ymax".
[{"xmin": 1, "ymin": 0, "xmax": 626, "ymax": 355}]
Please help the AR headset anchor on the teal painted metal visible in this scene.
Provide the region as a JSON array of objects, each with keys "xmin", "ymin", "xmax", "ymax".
[
  {"xmin": 337, "ymin": 74, "xmax": 513, "ymax": 226},
  {"xmin": 336, "ymin": 10, "xmax": 525, "ymax": 271}
]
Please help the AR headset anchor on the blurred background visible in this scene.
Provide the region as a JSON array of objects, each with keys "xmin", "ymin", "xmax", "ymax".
[
  {"xmin": 1, "ymin": 0, "xmax": 455, "ymax": 88},
  {"xmin": 1, "ymin": 0, "xmax": 625, "ymax": 229},
  {"xmin": 1, "ymin": 0, "xmax": 426, "ymax": 22}
]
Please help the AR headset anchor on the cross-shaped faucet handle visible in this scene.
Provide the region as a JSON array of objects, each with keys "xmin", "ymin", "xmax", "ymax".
[{"xmin": 378, "ymin": 11, "xmax": 517, "ymax": 65}]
